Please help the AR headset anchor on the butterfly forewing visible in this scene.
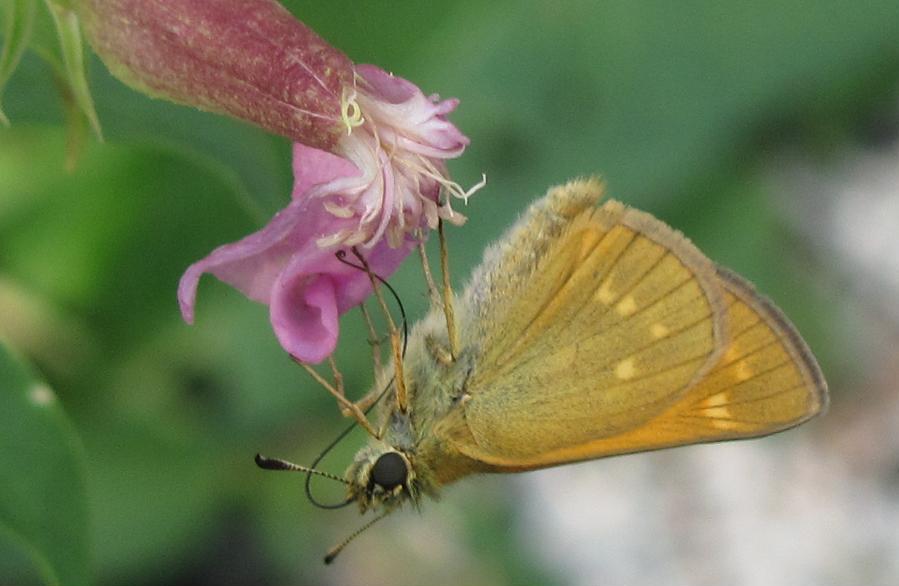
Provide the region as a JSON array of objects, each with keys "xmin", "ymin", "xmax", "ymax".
[{"xmin": 453, "ymin": 183, "xmax": 731, "ymax": 464}]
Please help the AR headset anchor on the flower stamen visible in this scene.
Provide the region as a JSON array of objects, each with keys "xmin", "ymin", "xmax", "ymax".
[
  {"xmin": 340, "ymin": 86, "xmax": 365, "ymax": 135},
  {"xmin": 323, "ymin": 200, "xmax": 356, "ymax": 218},
  {"xmin": 404, "ymin": 154, "xmax": 487, "ymax": 204}
]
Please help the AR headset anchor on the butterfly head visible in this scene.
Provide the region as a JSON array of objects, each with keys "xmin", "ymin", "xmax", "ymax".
[{"xmin": 346, "ymin": 447, "xmax": 418, "ymax": 513}]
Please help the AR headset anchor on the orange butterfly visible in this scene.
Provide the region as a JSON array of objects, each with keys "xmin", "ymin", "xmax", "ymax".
[{"xmin": 259, "ymin": 178, "xmax": 827, "ymax": 562}]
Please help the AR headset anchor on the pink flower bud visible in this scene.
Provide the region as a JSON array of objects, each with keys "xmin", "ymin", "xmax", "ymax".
[{"xmin": 78, "ymin": 0, "xmax": 353, "ymax": 150}]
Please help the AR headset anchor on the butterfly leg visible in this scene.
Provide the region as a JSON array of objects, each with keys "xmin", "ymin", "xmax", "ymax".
[
  {"xmin": 350, "ymin": 303, "xmax": 391, "ymax": 412},
  {"xmin": 293, "ymin": 355, "xmax": 380, "ymax": 438},
  {"xmin": 353, "ymin": 388, "xmax": 382, "ymax": 413},
  {"xmin": 438, "ymin": 219, "xmax": 460, "ymax": 360},
  {"xmin": 417, "ymin": 238, "xmax": 442, "ymax": 309},
  {"xmin": 359, "ymin": 303, "xmax": 385, "ymax": 383},
  {"xmin": 351, "ymin": 248, "xmax": 410, "ymax": 414}
]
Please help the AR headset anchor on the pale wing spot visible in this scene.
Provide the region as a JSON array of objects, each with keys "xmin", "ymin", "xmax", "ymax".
[
  {"xmin": 701, "ymin": 392, "xmax": 730, "ymax": 407},
  {"xmin": 724, "ymin": 345, "xmax": 742, "ymax": 363},
  {"xmin": 710, "ymin": 419, "xmax": 744, "ymax": 431},
  {"xmin": 596, "ymin": 282, "xmax": 616, "ymax": 305},
  {"xmin": 736, "ymin": 361, "xmax": 753, "ymax": 381},
  {"xmin": 615, "ymin": 295, "xmax": 637, "ymax": 316},
  {"xmin": 615, "ymin": 357, "xmax": 636, "ymax": 380},
  {"xmin": 650, "ymin": 323, "xmax": 669, "ymax": 339},
  {"xmin": 699, "ymin": 406, "xmax": 731, "ymax": 419}
]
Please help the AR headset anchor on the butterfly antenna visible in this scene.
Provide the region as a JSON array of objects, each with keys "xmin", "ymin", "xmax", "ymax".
[
  {"xmin": 261, "ymin": 330, "xmax": 402, "ymax": 507},
  {"xmin": 343, "ymin": 248, "xmax": 410, "ymax": 413},
  {"xmin": 254, "ymin": 453, "xmax": 349, "ymax": 483},
  {"xmin": 324, "ymin": 510, "xmax": 392, "ymax": 565},
  {"xmin": 334, "ymin": 250, "xmax": 409, "ymax": 354},
  {"xmin": 302, "ymin": 375, "xmax": 398, "ymax": 510}
]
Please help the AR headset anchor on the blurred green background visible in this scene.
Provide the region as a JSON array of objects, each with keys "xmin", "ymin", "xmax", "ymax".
[{"xmin": 2, "ymin": 1, "xmax": 899, "ymax": 585}]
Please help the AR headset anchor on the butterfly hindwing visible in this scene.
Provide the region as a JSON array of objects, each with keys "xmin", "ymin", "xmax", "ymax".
[{"xmin": 665, "ymin": 267, "xmax": 828, "ymax": 439}]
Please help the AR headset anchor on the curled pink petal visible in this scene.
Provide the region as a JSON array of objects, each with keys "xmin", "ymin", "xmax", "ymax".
[
  {"xmin": 295, "ymin": 64, "xmax": 482, "ymax": 255},
  {"xmin": 271, "ymin": 273, "xmax": 338, "ymax": 364},
  {"xmin": 264, "ymin": 233, "xmax": 418, "ymax": 362},
  {"xmin": 177, "ymin": 196, "xmax": 314, "ymax": 318}
]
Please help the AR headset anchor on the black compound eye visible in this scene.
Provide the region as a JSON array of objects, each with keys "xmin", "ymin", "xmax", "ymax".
[{"xmin": 371, "ymin": 452, "xmax": 407, "ymax": 490}]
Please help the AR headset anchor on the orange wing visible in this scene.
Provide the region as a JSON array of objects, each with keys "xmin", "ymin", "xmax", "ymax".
[{"xmin": 449, "ymin": 266, "xmax": 828, "ymax": 471}]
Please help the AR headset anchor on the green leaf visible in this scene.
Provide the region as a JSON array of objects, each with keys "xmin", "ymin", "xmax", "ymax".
[
  {"xmin": 42, "ymin": 0, "xmax": 102, "ymax": 137},
  {"xmin": 0, "ymin": 340, "xmax": 91, "ymax": 586},
  {"xmin": 21, "ymin": 0, "xmax": 101, "ymax": 165},
  {"xmin": 0, "ymin": 0, "xmax": 36, "ymax": 125}
]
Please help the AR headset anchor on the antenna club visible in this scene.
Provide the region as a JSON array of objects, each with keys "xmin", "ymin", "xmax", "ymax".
[
  {"xmin": 255, "ymin": 453, "xmax": 284, "ymax": 469},
  {"xmin": 254, "ymin": 453, "xmax": 351, "ymax": 486}
]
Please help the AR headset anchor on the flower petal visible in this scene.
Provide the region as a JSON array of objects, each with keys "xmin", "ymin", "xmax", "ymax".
[
  {"xmin": 178, "ymin": 145, "xmax": 363, "ymax": 324},
  {"xmin": 291, "ymin": 142, "xmax": 359, "ymax": 198},
  {"xmin": 265, "ymin": 234, "xmax": 418, "ymax": 363},
  {"xmin": 270, "ymin": 271, "xmax": 338, "ymax": 364},
  {"xmin": 177, "ymin": 197, "xmax": 311, "ymax": 322},
  {"xmin": 354, "ymin": 64, "xmax": 470, "ymax": 156}
]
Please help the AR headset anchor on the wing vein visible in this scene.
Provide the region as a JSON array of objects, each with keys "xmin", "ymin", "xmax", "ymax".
[
  {"xmin": 730, "ymin": 316, "xmax": 764, "ymax": 341},
  {"xmin": 582, "ymin": 306, "xmax": 713, "ymax": 364},
  {"xmin": 606, "ymin": 246, "xmax": 672, "ymax": 305},
  {"xmin": 593, "ymin": 343, "xmax": 713, "ymax": 393},
  {"xmin": 591, "ymin": 274, "xmax": 699, "ymax": 328},
  {"xmin": 690, "ymin": 357, "xmax": 793, "ymax": 406},
  {"xmin": 545, "ymin": 229, "xmax": 640, "ymax": 337},
  {"xmin": 717, "ymin": 338, "xmax": 781, "ymax": 368},
  {"xmin": 505, "ymin": 228, "xmax": 638, "ymax": 360},
  {"xmin": 708, "ymin": 383, "xmax": 807, "ymax": 408}
]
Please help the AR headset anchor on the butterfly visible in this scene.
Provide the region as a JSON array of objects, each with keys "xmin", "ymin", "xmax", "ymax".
[{"xmin": 258, "ymin": 178, "xmax": 828, "ymax": 562}]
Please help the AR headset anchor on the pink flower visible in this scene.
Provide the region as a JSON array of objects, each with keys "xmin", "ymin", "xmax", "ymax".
[
  {"xmin": 178, "ymin": 115, "xmax": 468, "ymax": 364},
  {"xmin": 79, "ymin": 0, "xmax": 485, "ymax": 362}
]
